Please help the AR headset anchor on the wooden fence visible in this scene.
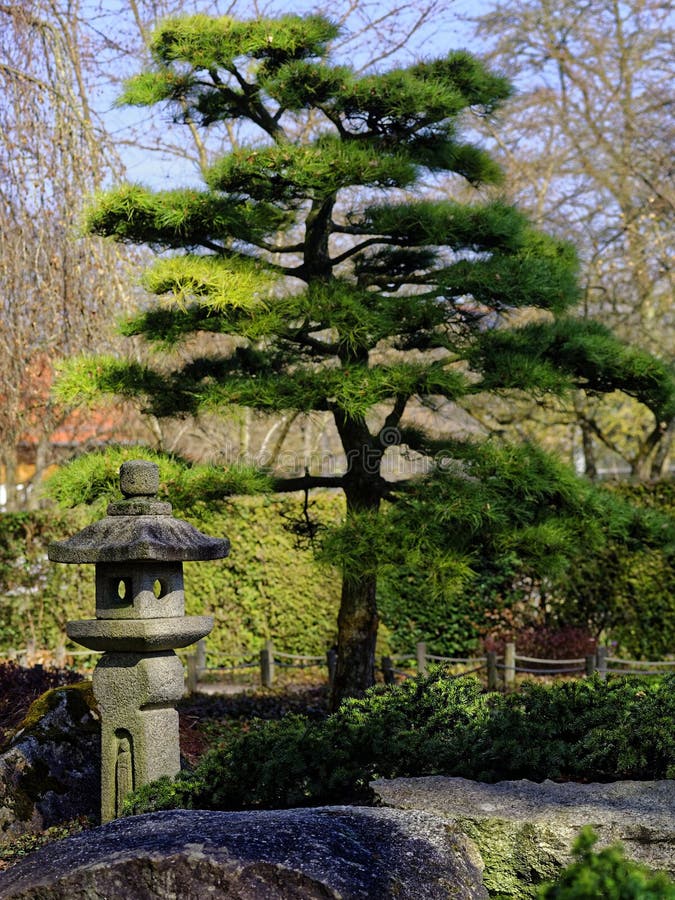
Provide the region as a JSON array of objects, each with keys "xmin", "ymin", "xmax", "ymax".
[
  {"xmin": 5, "ymin": 639, "xmax": 674, "ymax": 695},
  {"xmin": 183, "ymin": 639, "xmax": 675, "ymax": 695}
]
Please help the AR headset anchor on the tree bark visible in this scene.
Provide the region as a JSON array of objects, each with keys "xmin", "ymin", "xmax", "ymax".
[
  {"xmin": 580, "ymin": 419, "xmax": 598, "ymax": 480},
  {"xmin": 330, "ymin": 554, "xmax": 379, "ymax": 710},
  {"xmin": 329, "ymin": 414, "xmax": 383, "ymax": 709}
]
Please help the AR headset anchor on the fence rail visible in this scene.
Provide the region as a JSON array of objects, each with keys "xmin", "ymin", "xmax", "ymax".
[{"xmin": 4, "ymin": 639, "xmax": 673, "ymax": 696}]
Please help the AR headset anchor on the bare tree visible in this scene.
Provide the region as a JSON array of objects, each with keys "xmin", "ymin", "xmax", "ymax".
[
  {"xmin": 472, "ymin": 0, "xmax": 674, "ymax": 478},
  {"xmin": 0, "ymin": 0, "xmax": 140, "ymax": 508}
]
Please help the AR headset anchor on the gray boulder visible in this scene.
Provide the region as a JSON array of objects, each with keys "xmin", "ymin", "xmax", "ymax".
[
  {"xmin": 0, "ymin": 683, "xmax": 99, "ymax": 843},
  {"xmin": 0, "ymin": 806, "xmax": 488, "ymax": 899},
  {"xmin": 373, "ymin": 776, "xmax": 675, "ymax": 899}
]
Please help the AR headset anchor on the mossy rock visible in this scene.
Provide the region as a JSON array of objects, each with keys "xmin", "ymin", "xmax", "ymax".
[
  {"xmin": 373, "ymin": 776, "xmax": 675, "ymax": 899},
  {"xmin": 14, "ymin": 682, "xmax": 98, "ymax": 741},
  {"xmin": 454, "ymin": 817, "xmax": 567, "ymax": 899},
  {"xmin": 0, "ymin": 684, "xmax": 100, "ymax": 844}
]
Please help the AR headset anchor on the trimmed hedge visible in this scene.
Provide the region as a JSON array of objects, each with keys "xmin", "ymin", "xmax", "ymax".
[
  {"xmin": 558, "ymin": 481, "xmax": 675, "ymax": 659},
  {"xmin": 183, "ymin": 493, "xmax": 343, "ymax": 658},
  {"xmin": 0, "ymin": 478, "xmax": 672, "ymax": 659},
  {"xmin": 0, "ymin": 495, "xmax": 343, "ymax": 660}
]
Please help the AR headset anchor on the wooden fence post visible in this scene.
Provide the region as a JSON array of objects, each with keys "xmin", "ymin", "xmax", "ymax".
[
  {"xmin": 504, "ymin": 641, "xmax": 516, "ymax": 690},
  {"xmin": 416, "ymin": 642, "xmax": 427, "ymax": 676},
  {"xmin": 260, "ymin": 640, "xmax": 275, "ymax": 687},
  {"xmin": 596, "ymin": 645, "xmax": 608, "ymax": 681},
  {"xmin": 486, "ymin": 651, "xmax": 498, "ymax": 691},
  {"xmin": 196, "ymin": 638, "xmax": 207, "ymax": 678},
  {"xmin": 585, "ymin": 654, "xmax": 596, "ymax": 677},
  {"xmin": 54, "ymin": 643, "xmax": 66, "ymax": 669},
  {"xmin": 186, "ymin": 653, "xmax": 198, "ymax": 696},
  {"xmin": 381, "ymin": 656, "xmax": 395, "ymax": 685},
  {"xmin": 326, "ymin": 648, "xmax": 337, "ymax": 689}
]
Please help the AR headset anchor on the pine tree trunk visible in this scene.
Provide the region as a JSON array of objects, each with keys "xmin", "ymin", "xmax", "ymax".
[
  {"xmin": 580, "ymin": 420, "xmax": 598, "ymax": 480},
  {"xmin": 330, "ymin": 558, "xmax": 379, "ymax": 710},
  {"xmin": 330, "ymin": 470, "xmax": 382, "ymax": 710}
]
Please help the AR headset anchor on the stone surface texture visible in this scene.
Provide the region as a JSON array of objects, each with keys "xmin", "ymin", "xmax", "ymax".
[
  {"xmin": 119, "ymin": 460, "xmax": 160, "ymax": 497},
  {"xmin": 66, "ymin": 615, "xmax": 213, "ymax": 651},
  {"xmin": 373, "ymin": 776, "xmax": 675, "ymax": 899},
  {"xmin": 0, "ymin": 684, "xmax": 99, "ymax": 845},
  {"xmin": 93, "ymin": 652, "xmax": 185, "ymax": 824},
  {"xmin": 0, "ymin": 807, "xmax": 488, "ymax": 899},
  {"xmin": 48, "ymin": 515, "xmax": 230, "ymax": 563}
]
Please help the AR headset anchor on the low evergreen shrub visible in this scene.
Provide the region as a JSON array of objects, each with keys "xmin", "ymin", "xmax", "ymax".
[
  {"xmin": 538, "ymin": 826, "xmax": 675, "ymax": 898},
  {"xmin": 125, "ymin": 671, "xmax": 675, "ymax": 815}
]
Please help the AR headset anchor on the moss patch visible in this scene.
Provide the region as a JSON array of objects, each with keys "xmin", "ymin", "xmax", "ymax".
[
  {"xmin": 16, "ymin": 682, "xmax": 97, "ymax": 740},
  {"xmin": 454, "ymin": 816, "xmax": 568, "ymax": 899}
]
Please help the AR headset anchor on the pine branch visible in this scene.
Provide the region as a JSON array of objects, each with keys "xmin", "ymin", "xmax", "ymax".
[
  {"xmin": 330, "ymin": 237, "xmax": 396, "ymax": 267},
  {"xmin": 257, "ymin": 239, "xmax": 305, "ymax": 254},
  {"xmin": 315, "ymin": 103, "xmax": 349, "ymax": 138},
  {"xmin": 272, "ymin": 474, "xmax": 345, "ymax": 492},
  {"xmin": 281, "ymin": 330, "xmax": 340, "ymax": 356},
  {"xmin": 331, "ymin": 223, "xmax": 376, "ymax": 235},
  {"xmin": 227, "ymin": 64, "xmax": 287, "ymax": 141},
  {"xmin": 378, "ymin": 393, "xmax": 409, "ymax": 442}
]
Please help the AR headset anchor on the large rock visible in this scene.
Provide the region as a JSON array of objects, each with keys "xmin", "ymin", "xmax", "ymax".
[
  {"xmin": 0, "ymin": 683, "xmax": 99, "ymax": 843},
  {"xmin": 373, "ymin": 776, "xmax": 675, "ymax": 899},
  {"xmin": 0, "ymin": 806, "xmax": 488, "ymax": 899}
]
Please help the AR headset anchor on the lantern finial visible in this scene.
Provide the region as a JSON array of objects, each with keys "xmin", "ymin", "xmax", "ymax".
[{"xmin": 119, "ymin": 459, "xmax": 159, "ymax": 498}]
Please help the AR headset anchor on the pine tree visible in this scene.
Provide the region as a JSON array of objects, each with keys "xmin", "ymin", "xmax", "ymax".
[{"xmin": 56, "ymin": 12, "xmax": 674, "ymax": 706}]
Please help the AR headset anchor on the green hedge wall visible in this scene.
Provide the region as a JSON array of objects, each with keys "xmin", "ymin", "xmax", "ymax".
[
  {"xmin": 184, "ymin": 493, "xmax": 343, "ymax": 659},
  {"xmin": 0, "ymin": 480, "xmax": 672, "ymax": 660},
  {"xmin": 0, "ymin": 494, "xmax": 344, "ymax": 660},
  {"xmin": 558, "ymin": 481, "xmax": 675, "ymax": 659}
]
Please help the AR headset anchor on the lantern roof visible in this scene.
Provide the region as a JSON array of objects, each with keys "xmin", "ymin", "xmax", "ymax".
[{"xmin": 48, "ymin": 459, "xmax": 230, "ymax": 564}]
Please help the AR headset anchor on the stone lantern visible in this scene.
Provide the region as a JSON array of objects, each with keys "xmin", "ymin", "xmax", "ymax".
[{"xmin": 48, "ymin": 459, "xmax": 230, "ymax": 823}]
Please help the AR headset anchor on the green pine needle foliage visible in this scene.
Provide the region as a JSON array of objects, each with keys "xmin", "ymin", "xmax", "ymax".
[
  {"xmin": 53, "ymin": 356, "xmax": 165, "ymax": 409},
  {"xmin": 410, "ymin": 51, "xmax": 512, "ymax": 109},
  {"xmin": 197, "ymin": 361, "xmax": 468, "ymax": 417},
  {"xmin": 85, "ymin": 184, "xmax": 290, "ymax": 248},
  {"xmin": 360, "ymin": 199, "xmax": 529, "ymax": 252},
  {"xmin": 538, "ymin": 827, "xmax": 675, "ymax": 899},
  {"xmin": 70, "ymin": 8, "xmax": 671, "ymax": 425},
  {"xmin": 45, "ymin": 446, "xmax": 272, "ymax": 513},
  {"xmin": 141, "ymin": 255, "xmax": 278, "ymax": 309},
  {"xmin": 205, "ymin": 137, "xmax": 419, "ymax": 200},
  {"xmin": 148, "ymin": 14, "xmax": 340, "ymax": 71},
  {"xmin": 324, "ymin": 439, "xmax": 675, "ymax": 596},
  {"xmin": 473, "ymin": 318, "xmax": 675, "ymax": 418}
]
